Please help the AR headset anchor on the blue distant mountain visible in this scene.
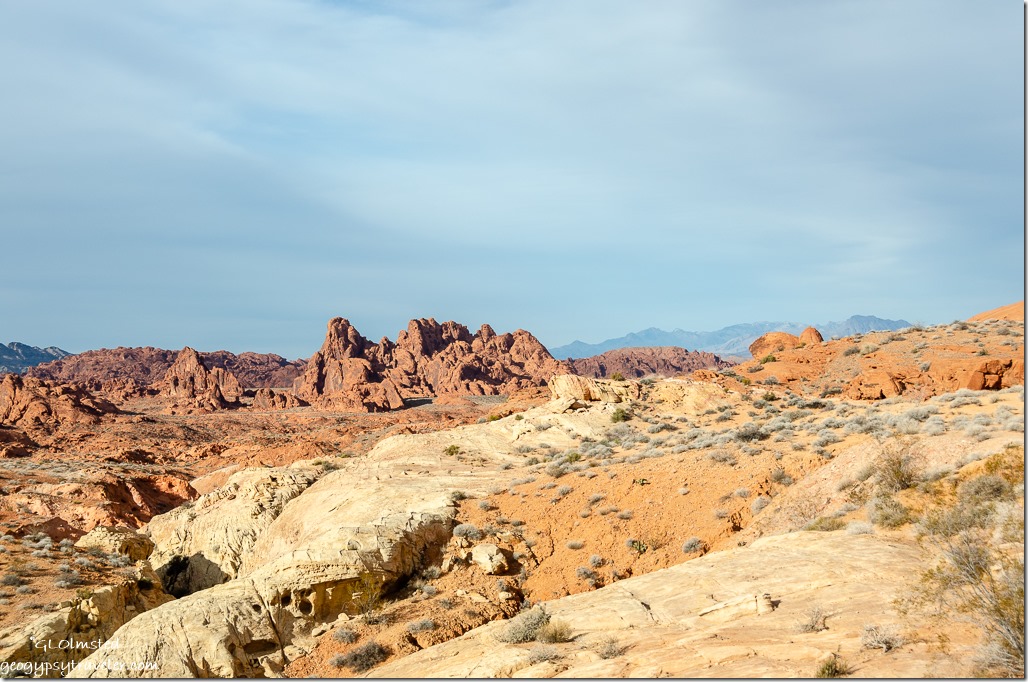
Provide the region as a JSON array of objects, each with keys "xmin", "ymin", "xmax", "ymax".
[
  {"xmin": 550, "ymin": 315, "xmax": 912, "ymax": 359},
  {"xmin": 0, "ymin": 342, "xmax": 71, "ymax": 375}
]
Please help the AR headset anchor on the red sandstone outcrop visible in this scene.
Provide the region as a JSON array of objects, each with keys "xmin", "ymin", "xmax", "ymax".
[
  {"xmin": 27, "ymin": 348, "xmax": 305, "ymax": 390},
  {"xmin": 748, "ymin": 327, "xmax": 824, "ymax": 359},
  {"xmin": 968, "ymin": 300, "xmax": 1024, "ymax": 322},
  {"xmin": 159, "ymin": 348, "xmax": 242, "ymax": 410},
  {"xmin": 295, "ymin": 318, "xmax": 569, "ymax": 412},
  {"xmin": 0, "ymin": 375, "xmax": 118, "ymax": 432},
  {"xmin": 568, "ymin": 346, "xmax": 733, "ymax": 379},
  {"xmin": 799, "ymin": 326, "xmax": 824, "ymax": 346},
  {"xmin": 252, "ymin": 388, "xmax": 308, "ymax": 410}
]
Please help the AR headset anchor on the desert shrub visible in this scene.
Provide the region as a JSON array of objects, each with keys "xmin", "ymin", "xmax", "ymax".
[
  {"xmin": 0, "ymin": 574, "xmax": 23, "ymax": 587},
  {"xmin": 625, "ymin": 538, "xmax": 648, "ymax": 554},
  {"xmin": 958, "ymin": 474, "xmax": 1011, "ymax": 505},
  {"xmin": 443, "ymin": 445, "xmax": 461, "ymax": 456},
  {"xmin": 453, "ymin": 524, "xmax": 484, "ymax": 541},
  {"xmin": 770, "ymin": 468, "xmax": 793, "ymax": 486},
  {"xmin": 478, "ymin": 499, "xmax": 495, "ymax": 511},
  {"xmin": 682, "ymin": 537, "xmax": 703, "ymax": 553},
  {"xmin": 407, "ymin": 619, "xmax": 436, "ymax": 633},
  {"xmin": 597, "ymin": 635, "xmax": 627, "ymax": 659},
  {"xmin": 842, "ymin": 345, "xmax": 860, "ymax": 356},
  {"xmin": 545, "ymin": 462, "xmax": 569, "ymax": 478},
  {"xmin": 527, "ymin": 644, "xmax": 562, "ymax": 664},
  {"xmin": 497, "ymin": 606, "xmax": 550, "ymax": 643},
  {"xmin": 760, "ymin": 354, "xmax": 777, "ymax": 364},
  {"xmin": 750, "ymin": 496, "xmax": 770, "ymax": 514},
  {"xmin": 733, "ymin": 422, "xmax": 770, "ymax": 442},
  {"xmin": 708, "ymin": 450, "xmax": 737, "ymax": 465},
  {"xmin": 799, "ymin": 604, "xmax": 829, "ymax": 633},
  {"xmin": 815, "ymin": 654, "xmax": 853, "ymax": 678},
  {"xmin": 805, "ymin": 517, "xmax": 845, "ymax": 532},
  {"xmin": 332, "ymin": 641, "xmax": 389, "ymax": 672},
  {"xmin": 846, "ymin": 521, "xmax": 874, "ymax": 535},
  {"xmin": 333, "ymin": 628, "xmax": 358, "ymax": 644},
  {"xmin": 869, "ymin": 495, "xmax": 912, "ymax": 528},
  {"xmin": 873, "ymin": 445, "xmax": 921, "ymax": 492},
  {"xmin": 536, "ymin": 619, "xmax": 573, "ymax": 643},
  {"xmin": 616, "ymin": 510, "xmax": 634, "ymax": 520},
  {"xmin": 566, "ymin": 540, "xmax": 584, "ymax": 550},
  {"xmin": 861, "ymin": 624, "xmax": 903, "ymax": 652},
  {"xmin": 610, "ymin": 372, "xmax": 626, "ymax": 381},
  {"xmin": 610, "ymin": 408, "xmax": 629, "ymax": 423}
]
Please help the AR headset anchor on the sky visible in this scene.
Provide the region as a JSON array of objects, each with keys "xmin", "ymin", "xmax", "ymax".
[{"xmin": 0, "ymin": 0, "xmax": 1022, "ymax": 359}]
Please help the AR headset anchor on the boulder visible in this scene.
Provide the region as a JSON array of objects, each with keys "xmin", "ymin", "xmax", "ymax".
[
  {"xmin": 748, "ymin": 332, "xmax": 802, "ymax": 359},
  {"xmin": 75, "ymin": 526, "xmax": 155, "ymax": 561},
  {"xmin": 471, "ymin": 543, "xmax": 509, "ymax": 575},
  {"xmin": 799, "ymin": 327, "xmax": 824, "ymax": 346}
]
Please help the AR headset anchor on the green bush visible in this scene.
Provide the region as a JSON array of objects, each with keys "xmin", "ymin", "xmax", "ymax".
[
  {"xmin": 444, "ymin": 445, "xmax": 461, "ymax": 456},
  {"xmin": 610, "ymin": 408, "xmax": 629, "ymax": 423},
  {"xmin": 760, "ymin": 354, "xmax": 777, "ymax": 364},
  {"xmin": 611, "ymin": 372, "xmax": 626, "ymax": 381}
]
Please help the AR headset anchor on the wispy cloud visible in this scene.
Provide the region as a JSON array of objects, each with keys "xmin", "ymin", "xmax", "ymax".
[{"xmin": 0, "ymin": 0, "xmax": 1020, "ymax": 355}]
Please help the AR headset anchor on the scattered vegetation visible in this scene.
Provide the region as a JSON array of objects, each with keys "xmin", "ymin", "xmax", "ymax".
[{"xmin": 331, "ymin": 641, "xmax": 389, "ymax": 672}]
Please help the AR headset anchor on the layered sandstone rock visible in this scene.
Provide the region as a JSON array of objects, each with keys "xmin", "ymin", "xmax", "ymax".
[
  {"xmin": 0, "ymin": 375, "xmax": 117, "ymax": 432},
  {"xmin": 548, "ymin": 374, "xmax": 640, "ymax": 404},
  {"xmin": 146, "ymin": 467, "xmax": 320, "ymax": 596},
  {"xmin": 159, "ymin": 347, "xmax": 242, "ymax": 410},
  {"xmin": 0, "ymin": 565, "xmax": 173, "ymax": 674},
  {"xmin": 295, "ymin": 318, "xmax": 568, "ymax": 412},
  {"xmin": 568, "ymin": 346, "xmax": 733, "ymax": 379}
]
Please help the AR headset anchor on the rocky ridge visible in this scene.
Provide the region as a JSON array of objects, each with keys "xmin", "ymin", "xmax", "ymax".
[
  {"xmin": 568, "ymin": 346, "xmax": 733, "ymax": 379},
  {"xmin": 0, "ymin": 342, "xmax": 70, "ymax": 376},
  {"xmin": 294, "ymin": 317, "xmax": 568, "ymax": 411},
  {"xmin": 27, "ymin": 348, "xmax": 305, "ymax": 391}
]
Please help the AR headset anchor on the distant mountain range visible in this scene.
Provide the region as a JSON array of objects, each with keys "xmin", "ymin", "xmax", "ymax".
[
  {"xmin": 0, "ymin": 342, "xmax": 71, "ymax": 374},
  {"xmin": 550, "ymin": 315, "xmax": 912, "ymax": 359}
]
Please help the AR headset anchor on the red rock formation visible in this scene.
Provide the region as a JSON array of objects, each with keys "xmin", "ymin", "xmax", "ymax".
[
  {"xmin": 0, "ymin": 375, "xmax": 118, "ymax": 432},
  {"xmin": 968, "ymin": 301, "xmax": 1024, "ymax": 322},
  {"xmin": 252, "ymin": 388, "xmax": 308, "ymax": 410},
  {"xmin": 799, "ymin": 327, "xmax": 824, "ymax": 346},
  {"xmin": 27, "ymin": 347, "xmax": 305, "ymax": 390},
  {"xmin": 159, "ymin": 347, "xmax": 242, "ymax": 410},
  {"xmin": 295, "ymin": 318, "xmax": 569, "ymax": 411},
  {"xmin": 568, "ymin": 346, "xmax": 733, "ymax": 379},
  {"xmin": 748, "ymin": 331, "xmax": 803, "ymax": 359}
]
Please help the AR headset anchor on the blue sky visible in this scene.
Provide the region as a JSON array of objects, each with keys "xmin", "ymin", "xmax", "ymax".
[{"xmin": 1, "ymin": 1, "xmax": 1022, "ymax": 359}]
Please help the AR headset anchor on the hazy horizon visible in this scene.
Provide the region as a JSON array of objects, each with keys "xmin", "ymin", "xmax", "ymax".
[{"xmin": 2, "ymin": 1, "xmax": 1022, "ymax": 358}]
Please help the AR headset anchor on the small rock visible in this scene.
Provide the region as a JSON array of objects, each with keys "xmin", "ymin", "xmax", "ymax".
[{"xmin": 471, "ymin": 543, "xmax": 509, "ymax": 575}]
